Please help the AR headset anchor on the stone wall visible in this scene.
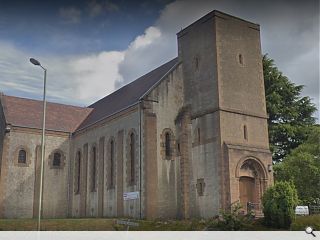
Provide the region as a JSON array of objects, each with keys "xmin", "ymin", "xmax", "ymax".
[
  {"xmin": 0, "ymin": 127, "xmax": 70, "ymax": 218},
  {"xmin": 71, "ymin": 107, "xmax": 141, "ymax": 218},
  {"xmin": 143, "ymin": 63, "xmax": 184, "ymax": 219}
]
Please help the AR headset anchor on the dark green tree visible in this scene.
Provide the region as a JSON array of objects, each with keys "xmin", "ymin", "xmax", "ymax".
[
  {"xmin": 262, "ymin": 181, "xmax": 299, "ymax": 229},
  {"xmin": 263, "ymin": 55, "xmax": 317, "ymax": 162},
  {"xmin": 274, "ymin": 126, "xmax": 320, "ymax": 204}
]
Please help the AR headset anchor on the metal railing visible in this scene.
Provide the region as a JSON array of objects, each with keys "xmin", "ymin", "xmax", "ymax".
[{"xmin": 309, "ymin": 205, "xmax": 320, "ymax": 215}]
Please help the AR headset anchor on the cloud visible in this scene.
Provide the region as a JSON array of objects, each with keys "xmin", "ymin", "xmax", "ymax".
[
  {"xmin": 1, "ymin": 0, "xmax": 318, "ymax": 119},
  {"xmin": 87, "ymin": 0, "xmax": 119, "ymax": 17},
  {"xmin": 59, "ymin": 6, "xmax": 82, "ymax": 24},
  {"xmin": 115, "ymin": 0, "xmax": 319, "ymax": 119},
  {"xmin": 0, "ymin": 41, "xmax": 124, "ymax": 105}
]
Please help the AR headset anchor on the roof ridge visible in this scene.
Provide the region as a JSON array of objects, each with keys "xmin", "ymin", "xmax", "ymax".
[
  {"xmin": 3, "ymin": 94, "xmax": 91, "ymax": 110},
  {"xmin": 89, "ymin": 57, "xmax": 178, "ymax": 108}
]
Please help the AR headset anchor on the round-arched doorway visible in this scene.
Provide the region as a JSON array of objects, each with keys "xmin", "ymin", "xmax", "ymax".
[{"xmin": 237, "ymin": 158, "xmax": 268, "ymax": 213}]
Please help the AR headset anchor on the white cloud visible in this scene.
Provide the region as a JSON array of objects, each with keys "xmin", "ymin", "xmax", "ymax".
[
  {"xmin": 59, "ymin": 7, "xmax": 82, "ymax": 24},
  {"xmin": 0, "ymin": 41, "xmax": 124, "ymax": 105},
  {"xmin": 68, "ymin": 51, "xmax": 124, "ymax": 102}
]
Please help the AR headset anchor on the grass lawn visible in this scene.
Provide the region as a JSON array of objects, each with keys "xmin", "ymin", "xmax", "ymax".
[
  {"xmin": 0, "ymin": 218, "xmax": 116, "ymax": 231},
  {"xmin": 291, "ymin": 214, "xmax": 320, "ymax": 231},
  {"xmin": 0, "ymin": 215, "xmax": 318, "ymax": 231}
]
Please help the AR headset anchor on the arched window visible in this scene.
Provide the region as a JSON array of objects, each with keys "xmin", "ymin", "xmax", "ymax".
[
  {"xmin": 110, "ymin": 140, "xmax": 114, "ymax": 188},
  {"xmin": 130, "ymin": 132, "xmax": 135, "ymax": 184},
  {"xmin": 75, "ymin": 151, "xmax": 81, "ymax": 194},
  {"xmin": 53, "ymin": 152, "xmax": 61, "ymax": 166},
  {"xmin": 91, "ymin": 146, "xmax": 97, "ymax": 192},
  {"xmin": 165, "ymin": 132, "xmax": 171, "ymax": 158},
  {"xmin": 18, "ymin": 149, "xmax": 26, "ymax": 164}
]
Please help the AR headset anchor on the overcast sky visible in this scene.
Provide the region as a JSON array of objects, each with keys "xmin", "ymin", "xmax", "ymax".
[{"xmin": 0, "ymin": 0, "xmax": 318, "ymax": 119}]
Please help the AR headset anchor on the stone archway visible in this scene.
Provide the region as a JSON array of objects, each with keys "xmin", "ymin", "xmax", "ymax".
[{"xmin": 236, "ymin": 158, "xmax": 268, "ymax": 213}]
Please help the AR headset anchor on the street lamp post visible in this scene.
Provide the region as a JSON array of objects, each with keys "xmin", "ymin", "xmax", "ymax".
[{"xmin": 30, "ymin": 58, "xmax": 47, "ymax": 231}]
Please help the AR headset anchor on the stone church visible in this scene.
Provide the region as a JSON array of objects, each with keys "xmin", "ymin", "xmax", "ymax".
[{"xmin": 0, "ymin": 10, "xmax": 273, "ymax": 219}]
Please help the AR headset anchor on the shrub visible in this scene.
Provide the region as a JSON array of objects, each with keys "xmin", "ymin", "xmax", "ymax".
[
  {"xmin": 216, "ymin": 202, "xmax": 247, "ymax": 230},
  {"xmin": 262, "ymin": 181, "xmax": 299, "ymax": 229}
]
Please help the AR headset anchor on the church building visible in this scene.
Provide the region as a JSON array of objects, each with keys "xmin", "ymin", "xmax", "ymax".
[{"xmin": 0, "ymin": 10, "xmax": 273, "ymax": 219}]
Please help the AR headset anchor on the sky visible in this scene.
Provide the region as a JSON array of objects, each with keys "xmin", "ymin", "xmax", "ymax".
[{"xmin": 0, "ymin": 0, "xmax": 319, "ymax": 119}]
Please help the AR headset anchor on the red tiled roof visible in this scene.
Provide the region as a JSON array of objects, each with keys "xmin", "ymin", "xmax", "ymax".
[{"xmin": 1, "ymin": 95, "xmax": 93, "ymax": 133}]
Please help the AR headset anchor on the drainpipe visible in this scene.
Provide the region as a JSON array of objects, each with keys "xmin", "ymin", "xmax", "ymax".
[{"xmin": 139, "ymin": 100, "xmax": 142, "ymax": 219}]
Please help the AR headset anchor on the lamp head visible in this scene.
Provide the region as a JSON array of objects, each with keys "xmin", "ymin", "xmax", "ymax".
[{"xmin": 30, "ymin": 58, "xmax": 41, "ymax": 66}]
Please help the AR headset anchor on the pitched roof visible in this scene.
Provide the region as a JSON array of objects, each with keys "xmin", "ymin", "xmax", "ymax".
[
  {"xmin": 1, "ymin": 95, "xmax": 93, "ymax": 133},
  {"xmin": 77, "ymin": 57, "xmax": 179, "ymax": 130},
  {"xmin": 1, "ymin": 57, "xmax": 179, "ymax": 133}
]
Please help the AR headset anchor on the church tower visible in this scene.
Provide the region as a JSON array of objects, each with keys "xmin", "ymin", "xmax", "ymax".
[{"xmin": 177, "ymin": 10, "xmax": 273, "ymax": 217}]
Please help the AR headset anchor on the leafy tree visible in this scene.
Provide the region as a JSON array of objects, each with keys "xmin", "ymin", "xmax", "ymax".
[
  {"xmin": 263, "ymin": 55, "xmax": 317, "ymax": 162},
  {"xmin": 262, "ymin": 181, "xmax": 299, "ymax": 229},
  {"xmin": 274, "ymin": 126, "xmax": 320, "ymax": 204}
]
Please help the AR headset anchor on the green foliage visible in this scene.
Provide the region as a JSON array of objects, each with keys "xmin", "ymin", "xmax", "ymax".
[
  {"xmin": 262, "ymin": 181, "xmax": 299, "ymax": 229},
  {"xmin": 216, "ymin": 203, "xmax": 247, "ymax": 230},
  {"xmin": 274, "ymin": 126, "xmax": 320, "ymax": 204},
  {"xmin": 263, "ymin": 55, "xmax": 317, "ymax": 162}
]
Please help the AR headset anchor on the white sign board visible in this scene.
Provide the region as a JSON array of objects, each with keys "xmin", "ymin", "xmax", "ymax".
[
  {"xmin": 116, "ymin": 220, "xmax": 139, "ymax": 227},
  {"xmin": 123, "ymin": 191, "xmax": 139, "ymax": 200},
  {"xmin": 295, "ymin": 206, "xmax": 309, "ymax": 215}
]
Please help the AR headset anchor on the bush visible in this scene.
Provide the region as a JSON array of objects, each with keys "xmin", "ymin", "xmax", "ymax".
[
  {"xmin": 262, "ymin": 181, "xmax": 299, "ymax": 229},
  {"xmin": 215, "ymin": 202, "xmax": 248, "ymax": 230}
]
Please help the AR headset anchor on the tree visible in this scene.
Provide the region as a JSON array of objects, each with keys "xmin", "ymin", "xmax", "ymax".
[
  {"xmin": 262, "ymin": 181, "xmax": 299, "ymax": 229},
  {"xmin": 263, "ymin": 55, "xmax": 317, "ymax": 162},
  {"xmin": 274, "ymin": 126, "xmax": 320, "ymax": 204}
]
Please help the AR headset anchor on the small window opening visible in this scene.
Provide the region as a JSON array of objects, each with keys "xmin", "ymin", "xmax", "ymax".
[
  {"xmin": 18, "ymin": 149, "xmax": 26, "ymax": 164},
  {"xmin": 244, "ymin": 125, "xmax": 248, "ymax": 140},
  {"xmin": 53, "ymin": 152, "xmax": 61, "ymax": 166},
  {"xmin": 239, "ymin": 54, "xmax": 243, "ymax": 65},
  {"xmin": 195, "ymin": 57, "xmax": 199, "ymax": 70},
  {"xmin": 165, "ymin": 132, "xmax": 171, "ymax": 158}
]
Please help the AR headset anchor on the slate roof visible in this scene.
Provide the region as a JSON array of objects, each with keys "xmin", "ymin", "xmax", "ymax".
[
  {"xmin": 1, "ymin": 95, "xmax": 93, "ymax": 133},
  {"xmin": 0, "ymin": 57, "xmax": 179, "ymax": 133},
  {"xmin": 76, "ymin": 57, "xmax": 178, "ymax": 130}
]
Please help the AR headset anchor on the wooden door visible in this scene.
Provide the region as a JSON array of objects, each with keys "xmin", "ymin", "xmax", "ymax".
[{"xmin": 239, "ymin": 176, "xmax": 255, "ymax": 209}]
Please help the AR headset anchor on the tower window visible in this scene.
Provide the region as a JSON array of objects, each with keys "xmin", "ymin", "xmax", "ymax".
[
  {"xmin": 18, "ymin": 149, "xmax": 26, "ymax": 164},
  {"xmin": 238, "ymin": 54, "xmax": 243, "ymax": 65},
  {"xmin": 194, "ymin": 56, "xmax": 200, "ymax": 70},
  {"xmin": 244, "ymin": 125, "xmax": 248, "ymax": 140}
]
